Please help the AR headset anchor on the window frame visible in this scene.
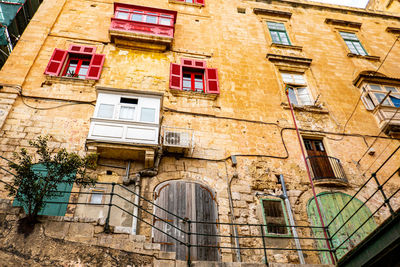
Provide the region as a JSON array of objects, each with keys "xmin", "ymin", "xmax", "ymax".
[
  {"xmin": 365, "ymin": 84, "xmax": 400, "ymax": 107},
  {"xmin": 267, "ymin": 21, "xmax": 291, "ymax": 45},
  {"xmin": 94, "ymin": 93, "xmax": 160, "ymax": 125},
  {"xmin": 44, "ymin": 45, "xmax": 105, "ymax": 80},
  {"xmin": 281, "ymin": 72, "xmax": 314, "ymax": 106},
  {"xmin": 88, "ymin": 188, "xmax": 106, "ymax": 205},
  {"xmin": 115, "ymin": 7, "xmax": 174, "ymax": 27},
  {"xmin": 339, "ymin": 31, "xmax": 368, "ymax": 56},
  {"xmin": 182, "ymin": 71, "xmax": 205, "ymax": 92},
  {"xmin": 62, "ymin": 56, "xmax": 91, "ymax": 79},
  {"xmin": 260, "ymin": 198, "xmax": 291, "ymax": 237}
]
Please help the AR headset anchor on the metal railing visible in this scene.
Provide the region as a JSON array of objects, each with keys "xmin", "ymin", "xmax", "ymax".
[
  {"xmin": 0, "ymin": 178, "xmax": 335, "ymax": 266},
  {"xmin": 326, "ymin": 146, "xmax": 400, "ymax": 263},
  {"xmin": 306, "ymin": 156, "xmax": 348, "ymax": 183}
]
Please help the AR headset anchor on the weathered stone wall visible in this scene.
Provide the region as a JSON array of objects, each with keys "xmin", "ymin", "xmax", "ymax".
[{"xmin": 0, "ymin": 0, "xmax": 399, "ymax": 265}]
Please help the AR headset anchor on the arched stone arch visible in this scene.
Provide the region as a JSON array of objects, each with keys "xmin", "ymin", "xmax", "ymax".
[
  {"xmin": 307, "ymin": 191, "xmax": 377, "ymax": 264},
  {"xmin": 153, "ymin": 180, "xmax": 219, "ymax": 261}
]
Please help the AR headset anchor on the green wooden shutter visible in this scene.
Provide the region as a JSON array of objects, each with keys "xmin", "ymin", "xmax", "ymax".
[
  {"xmin": 13, "ymin": 164, "xmax": 74, "ymax": 217},
  {"xmin": 307, "ymin": 192, "xmax": 377, "ymax": 264}
]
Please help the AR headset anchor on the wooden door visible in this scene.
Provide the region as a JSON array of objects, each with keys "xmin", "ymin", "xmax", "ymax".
[
  {"xmin": 153, "ymin": 181, "xmax": 218, "ymax": 261},
  {"xmin": 303, "ymin": 139, "xmax": 335, "ymax": 180},
  {"xmin": 307, "ymin": 192, "xmax": 377, "ymax": 264}
]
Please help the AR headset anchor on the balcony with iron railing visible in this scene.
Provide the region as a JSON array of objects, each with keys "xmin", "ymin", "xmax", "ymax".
[{"xmin": 306, "ymin": 156, "xmax": 348, "ymax": 186}]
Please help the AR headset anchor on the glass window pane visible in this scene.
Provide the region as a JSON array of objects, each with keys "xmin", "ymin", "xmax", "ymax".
[
  {"xmin": 345, "ymin": 41, "xmax": 358, "ymax": 54},
  {"xmin": 140, "ymin": 108, "xmax": 156, "ymax": 123},
  {"xmin": 281, "ymin": 73, "xmax": 293, "ymax": 83},
  {"xmin": 293, "ymin": 74, "xmax": 306, "ymax": 84},
  {"xmin": 288, "ymin": 88, "xmax": 298, "ymax": 105},
  {"xmin": 160, "ymin": 17, "xmax": 172, "ymax": 25},
  {"xmin": 131, "ymin": 13, "xmax": 143, "ymax": 22},
  {"xmin": 369, "ymin": 84, "xmax": 382, "ymax": 91},
  {"xmin": 119, "ymin": 106, "xmax": 135, "ymax": 120},
  {"xmin": 98, "ymin": 104, "xmax": 114, "ymax": 119},
  {"xmin": 297, "ymin": 88, "xmax": 312, "ymax": 105},
  {"xmin": 374, "ymin": 93, "xmax": 392, "ymax": 106},
  {"xmin": 353, "ymin": 42, "xmax": 366, "ymax": 55},
  {"xmin": 146, "ymin": 15, "xmax": 157, "ymax": 24},
  {"xmin": 270, "ymin": 31, "xmax": 281, "ymax": 43},
  {"xmin": 185, "ymin": 0, "xmax": 194, "ymax": 3},
  {"xmin": 278, "ymin": 32, "xmax": 290, "ymax": 45},
  {"xmin": 385, "ymin": 86, "xmax": 398, "ymax": 93},
  {"xmin": 116, "ymin": 11, "xmax": 129, "ymax": 20}
]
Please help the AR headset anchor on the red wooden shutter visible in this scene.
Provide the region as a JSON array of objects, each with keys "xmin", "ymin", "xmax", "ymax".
[
  {"xmin": 205, "ymin": 68, "xmax": 220, "ymax": 94},
  {"xmin": 68, "ymin": 44, "xmax": 97, "ymax": 54},
  {"xmin": 44, "ymin": 49, "xmax": 68, "ymax": 76},
  {"xmin": 86, "ymin": 54, "xmax": 105, "ymax": 80},
  {"xmin": 195, "ymin": 0, "xmax": 205, "ymax": 6},
  {"xmin": 170, "ymin": 63, "xmax": 182, "ymax": 90}
]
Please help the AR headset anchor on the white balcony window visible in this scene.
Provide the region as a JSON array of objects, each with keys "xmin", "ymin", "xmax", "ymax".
[{"xmin": 88, "ymin": 91, "xmax": 161, "ymax": 145}]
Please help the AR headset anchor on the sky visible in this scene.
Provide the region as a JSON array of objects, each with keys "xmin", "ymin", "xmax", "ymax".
[{"xmin": 308, "ymin": 0, "xmax": 369, "ymax": 8}]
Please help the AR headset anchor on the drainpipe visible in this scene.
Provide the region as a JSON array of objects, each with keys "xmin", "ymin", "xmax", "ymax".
[
  {"xmin": 279, "ymin": 174, "xmax": 305, "ymax": 264},
  {"xmin": 124, "ymin": 146, "xmax": 163, "ymax": 235},
  {"xmin": 285, "ymin": 84, "xmax": 336, "ymax": 264},
  {"xmin": 225, "ymin": 162, "xmax": 241, "ymax": 262}
]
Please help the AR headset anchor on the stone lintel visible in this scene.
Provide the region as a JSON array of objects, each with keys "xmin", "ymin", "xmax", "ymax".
[
  {"xmin": 266, "ymin": 53, "xmax": 312, "ymax": 68},
  {"xmin": 325, "ymin": 18, "xmax": 362, "ymax": 29},
  {"xmin": 253, "ymin": 8, "xmax": 292, "ymax": 19}
]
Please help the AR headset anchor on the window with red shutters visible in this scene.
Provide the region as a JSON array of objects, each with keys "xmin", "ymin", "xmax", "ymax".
[
  {"xmin": 44, "ymin": 45, "xmax": 105, "ymax": 81},
  {"xmin": 169, "ymin": 59, "xmax": 220, "ymax": 95}
]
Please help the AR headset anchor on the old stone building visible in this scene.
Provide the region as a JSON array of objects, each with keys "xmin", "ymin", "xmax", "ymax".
[{"xmin": 0, "ymin": 0, "xmax": 399, "ymax": 266}]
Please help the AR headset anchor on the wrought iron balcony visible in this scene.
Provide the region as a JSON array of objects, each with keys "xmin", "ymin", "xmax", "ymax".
[{"xmin": 306, "ymin": 156, "xmax": 348, "ymax": 184}]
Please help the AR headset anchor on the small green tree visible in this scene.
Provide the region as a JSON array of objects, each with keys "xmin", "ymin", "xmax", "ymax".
[{"xmin": 5, "ymin": 136, "xmax": 97, "ymax": 223}]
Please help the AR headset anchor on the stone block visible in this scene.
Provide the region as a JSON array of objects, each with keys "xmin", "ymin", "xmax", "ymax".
[
  {"xmin": 44, "ymin": 221, "xmax": 70, "ymax": 239},
  {"xmin": 129, "ymin": 234, "xmax": 146, "ymax": 242},
  {"xmin": 158, "ymin": 251, "xmax": 176, "ymax": 260},
  {"xmin": 66, "ymin": 222, "xmax": 94, "ymax": 241},
  {"xmin": 144, "ymin": 242, "xmax": 161, "ymax": 250},
  {"xmin": 153, "ymin": 260, "xmax": 175, "ymax": 267}
]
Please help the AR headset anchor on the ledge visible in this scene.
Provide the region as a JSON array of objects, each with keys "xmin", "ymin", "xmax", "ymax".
[
  {"xmin": 386, "ymin": 26, "xmax": 400, "ymax": 34},
  {"xmin": 313, "ymin": 178, "xmax": 349, "ymax": 187},
  {"xmin": 267, "ymin": 53, "xmax": 312, "ymax": 67},
  {"xmin": 44, "ymin": 75, "xmax": 96, "ymax": 86},
  {"xmin": 253, "ymin": 8, "xmax": 292, "ymax": 18},
  {"xmin": 325, "ymin": 18, "xmax": 362, "ymax": 29},
  {"xmin": 270, "ymin": 43, "xmax": 303, "ymax": 51},
  {"xmin": 347, "ymin": 53, "xmax": 380, "ymax": 61},
  {"xmin": 170, "ymin": 89, "xmax": 218, "ymax": 100},
  {"xmin": 281, "ymin": 102, "xmax": 329, "ymax": 114}
]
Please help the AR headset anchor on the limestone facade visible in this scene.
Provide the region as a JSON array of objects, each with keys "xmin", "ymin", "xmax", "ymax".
[{"xmin": 0, "ymin": 0, "xmax": 399, "ymax": 265}]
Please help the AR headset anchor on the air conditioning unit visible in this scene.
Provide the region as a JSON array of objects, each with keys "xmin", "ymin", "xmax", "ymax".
[{"xmin": 163, "ymin": 131, "xmax": 190, "ymax": 148}]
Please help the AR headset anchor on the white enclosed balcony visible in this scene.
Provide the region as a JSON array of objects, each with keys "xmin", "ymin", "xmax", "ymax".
[{"xmin": 87, "ymin": 87, "xmax": 163, "ymax": 167}]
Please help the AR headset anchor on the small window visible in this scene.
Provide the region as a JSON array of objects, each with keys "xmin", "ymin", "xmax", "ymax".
[
  {"xmin": 261, "ymin": 199, "xmax": 290, "ymax": 235},
  {"xmin": 340, "ymin": 32, "xmax": 367, "ymax": 56},
  {"xmin": 281, "ymin": 72, "xmax": 313, "ymax": 106},
  {"xmin": 267, "ymin": 21, "xmax": 291, "ymax": 45},
  {"xmin": 44, "ymin": 46, "xmax": 105, "ymax": 80},
  {"xmin": 169, "ymin": 59, "xmax": 220, "ymax": 94},
  {"xmin": 89, "ymin": 189, "xmax": 105, "ymax": 204}
]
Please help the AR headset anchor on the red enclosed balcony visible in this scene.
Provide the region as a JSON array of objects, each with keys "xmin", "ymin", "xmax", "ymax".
[{"xmin": 109, "ymin": 3, "xmax": 177, "ymax": 51}]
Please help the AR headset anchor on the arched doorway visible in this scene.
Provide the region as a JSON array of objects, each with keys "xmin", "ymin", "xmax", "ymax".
[
  {"xmin": 307, "ymin": 192, "xmax": 377, "ymax": 264},
  {"xmin": 153, "ymin": 180, "xmax": 219, "ymax": 261}
]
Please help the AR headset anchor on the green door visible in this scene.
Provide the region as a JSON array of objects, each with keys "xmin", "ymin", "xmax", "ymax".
[
  {"xmin": 307, "ymin": 192, "xmax": 377, "ymax": 264},
  {"xmin": 13, "ymin": 164, "xmax": 73, "ymax": 217}
]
